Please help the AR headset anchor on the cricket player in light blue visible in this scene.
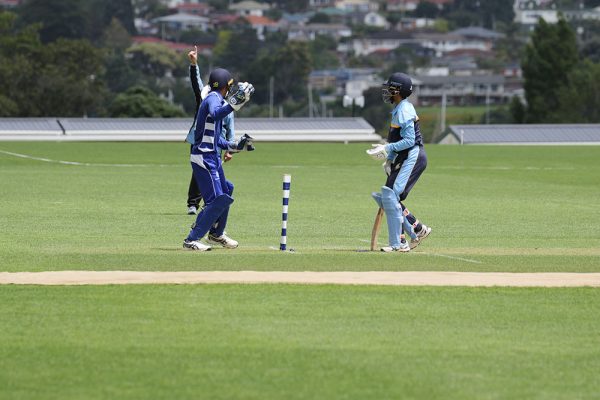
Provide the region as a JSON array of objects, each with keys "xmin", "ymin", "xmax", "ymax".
[
  {"xmin": 368, "ymin": 72, "xmax": 431, "ymax": 252},
  {"xmin": 185, "ymin": 47, "xmax": 236, "ymax": 215}
]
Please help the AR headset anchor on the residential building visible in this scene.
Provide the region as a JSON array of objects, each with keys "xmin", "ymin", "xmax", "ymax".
[
  {"xmin": 310, "ymin": 0, "xmax": 335, "ymax": 7},
  {"xmin": 351, "ymin": 31, "xmax": 414, "ymax": 56},
  {"xmin": 175, "ymin": 2, "xmax": 211, "ymax": 16},
  {"xmin": 387, "ymin": 0, "xmax": 454, "ymax": 12},
  {"xmin": 229, "ymin": 0, "xmax": 270, "ymax": 17},
  {"xmin": 335, "ymin": 0, "xmax": 379, "ymax": 12},
  {"xmin": 415, "ymin": 75, "xmax": 514, "ymax": 106},
  {"xmin": 288, "ymin": 23, "xmax": 352, "ymax": 41},
  {"xmin": 513, "ymin": 0, "xmax": 600, "ymax": 27},
  {"xmin": 243, "ymin": 15, "xmax": 279, "ymax": 40},
  {"xmin": 131, "ymin": 36, "xmax": 213, "ymax": 55},
  {"xmin": 0, "ymin": 0, "xmax": 20, "ymax": 8},
  {"xmin": 152, "ymin": 13, "xmax": 210, "ymax": 32}
]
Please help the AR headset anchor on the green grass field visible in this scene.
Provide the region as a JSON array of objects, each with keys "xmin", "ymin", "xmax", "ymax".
[
  {"xmin": 1, "ymin": 142, "xmax": 599, "ymax": 399},
  {"xmin": 0, "ymin": 142, "xmax": 598, "ymax": 272}
]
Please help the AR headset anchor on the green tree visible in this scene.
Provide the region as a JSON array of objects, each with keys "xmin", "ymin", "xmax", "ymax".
[
  {"xmin": 521, "ymin": 18, "xmax": 579, "ymax": 122},
  {"xmin": 109, "ymin": 86, "xmax": 185, "ymax": 117},
  {"xmin": 126, "ymin": 42, "xmax": 178, "ymax": 77},
  {"xmin": 308, "ymin": 35, "xmax": 340, "ymax": 69},
  {"xmin": 554, "ymin": 60, "xmax": 600, "ymax": 122},
  {"xmin": 246, "ymin": 41, "xmax": 312, "ymax": 104},
  {"xmin": 18, "ymin": 0, "xmax": 86, "ymax": 43},
  {"xmin": 415, "ymin": 2, "xmax": 440, "ymax": 18},
  {"xmin": 213, "ymin": 26, "xmax": 261, "ymax": 75},
  {"xmin": 308, "ymin": 13, "xmax": 331, "ymax": 24},
  {"xmin": 37, "ymin": 38, "xmax": 108, "ymax": 116},
  {"xmin": 0, "ymin": 11, "xmax": 107, "ymax": 116}
]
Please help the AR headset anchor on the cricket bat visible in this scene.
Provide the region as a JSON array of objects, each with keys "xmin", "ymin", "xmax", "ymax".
[{"xmin": 370, "ymin": 207, "xmax": 384, "ymax": 251}]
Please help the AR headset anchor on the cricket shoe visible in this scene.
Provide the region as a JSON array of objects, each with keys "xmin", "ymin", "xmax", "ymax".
[
  {"xmin": 410, "ymin": 225, "xmax": 432, "ymax": 249},
  {"xmin": 183, "ymin": 239, "xmax": 211, "ymax": 251},
  {"xmin": 207, "ymin": 233, "xmax": 239, "ymax": 249},
  {"xmin": 381, "ymin": 241, "xmax": 410, "ymax": 253},
  {"xmin": 187, "ymin": 206, "xmax": 198, "ymax": 215}
]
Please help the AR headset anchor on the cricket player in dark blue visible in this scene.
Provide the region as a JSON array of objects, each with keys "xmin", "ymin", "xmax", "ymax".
[
  {"xmin": 183, "ymin": 68, "xmax": 254, "ymax": 251},
  {"xmin": 368, "ymin": 72, "xmax": 431, "ymax": 252}
]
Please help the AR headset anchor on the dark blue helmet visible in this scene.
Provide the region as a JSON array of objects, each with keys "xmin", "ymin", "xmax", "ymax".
[
  {"xmin": 208, "ymin": 68, "xmax": 234, "ymax": 92},
  {"xmin": 382, "ymin": 72, "xmax": 413, "ymax": 103}
]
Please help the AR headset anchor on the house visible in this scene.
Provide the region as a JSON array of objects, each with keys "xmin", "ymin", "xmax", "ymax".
[
  {"xmin": 413, "ymin": 32, "xmax": 493, "ymax": 57},
  {"xmin": 288, "ymin": 23, "xmax": 352, "ymax": 41},
  {"xmin": 513, "ymin": 0, "xmax": 600, "ymax": 27},
  {"xmin": 350, "ymin": 31, "xmax": 414, "ymax": 56},
  {"xmin": 229, "ymin": 0, "xmax": 270, "ymax": 17},
  {"xmin": 0, "ymin": 0, "xmax": 20, "ymax": 8},
  {"xmin": 415, "ymin": 74, "xmax": 515, "ymax": 106},
  {"xmin": 334, "ymin": 0, "xmax": 379, "ymax": 12},
  {"xmin": 243, "ymin": 15, "xmax": 279, "ymax": 40},
  {"xmin": 175, "ymin": 2, "xmax": 211, "ymax": 16},
  {"xmin": 387, "ymin": 0, "xmax": 454, "ymax": 12},
  {"xmin": 152, "ymin": 13, "xmax": 210, "ymax": 32},
  {"xmin": 395, "ymin": 17, "xmax": 437, "ymax": 31},
  {"xmin": 310, "ymin": 0, "xmax": 335, "ymax": 8},
  {"xmin": 363, "ymin": 12, "xmax": 390, "ymax": 28},
  {"xmin": 309, "ymin": 68, "xmax": 379, "ymax": 95}
]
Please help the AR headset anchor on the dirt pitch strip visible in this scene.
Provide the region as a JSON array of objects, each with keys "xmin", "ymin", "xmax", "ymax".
[{"xmin": 1, "ymin": 271, "xmax": 600, "ymax": 287}]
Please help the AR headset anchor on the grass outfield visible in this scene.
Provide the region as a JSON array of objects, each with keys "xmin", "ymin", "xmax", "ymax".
[
  {"xmin": 0, "ymin": 142, "xmax": 599, "ymax": 272},
  {"xmin": 1, "ymin": 285, "xmax": 599, "ymax": 399}
]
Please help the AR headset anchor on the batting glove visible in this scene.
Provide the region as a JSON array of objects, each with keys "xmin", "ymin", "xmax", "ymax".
[
  {"xmin": 383, "ymin": 160, "xmax": 392, "ymax": 176},
  {"xmin": 366, "ymin": 144, "xmax": 387, "ymax": 161}
]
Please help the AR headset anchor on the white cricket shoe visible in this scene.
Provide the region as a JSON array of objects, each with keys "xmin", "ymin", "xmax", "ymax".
[
  {"xmin": 410, "ymin": 225, "xmax": 432, "ymax": 249},
  {"xmin": 183, "ymin": 239, "xmax": 211, "ymax": 251},
  {"xmin": 187, "ymin": 206, "xmax": 198, "ymax": 215},
  {"xmin": 381, "ymin": 241, "xmax": 410, "ymax": 253},
  {"xmin": 207, "ymin": 233, "xmax": 239, "ymax": 249}
]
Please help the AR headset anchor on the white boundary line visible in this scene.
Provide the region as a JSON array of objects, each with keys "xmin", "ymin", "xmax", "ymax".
[{"xmin": 0, "ymin": 149, "xmax": 173, "ymax": 168}]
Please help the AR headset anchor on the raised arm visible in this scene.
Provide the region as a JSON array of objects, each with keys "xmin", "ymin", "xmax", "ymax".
[{"xmin": 188, "ymin": 46, "xmax": 203, "ymax": 111}]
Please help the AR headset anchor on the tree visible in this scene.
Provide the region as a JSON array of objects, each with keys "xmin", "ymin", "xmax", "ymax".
[
  {"xmin": 414, "ymin": 2, "xmax": 440, "ymax": 18},
  {"xmin": 37, "ymin": 38, "xmax": 108, "ymax": 116},
  {"xmin": 0, "ymin": 11, "xmax": 107, "ymax": 116},
  {"xmin": 109, "ymin": 86, "xmax": 185, "ymax": 117},
  {"xmin": 213, "ymin": 26, "xmax": 261, "ymax": 75},
  {"xmin": 308, "ymin": 13, "xmax": 331, "ymax": 24},
  {"xmin": 18, "ymin": 0, "xmax": 86, "ymax": 43},
  {"xmin": 246, "ymin": 41, "xmax": 312, "ymax": 104},
  {"xmin": 308, "ymin": 35, "xmax": 340, "ymax": 69},
  {"xmin": 554, "ymin": 60, "xmax": 600, "ymax": 122},
  {"xmin": 126, "ymin": 42, "xmax": 178, "ymax": 77},
  {"xmin": 521, "ymin": 18, "xmax": 579, "ymax": 122}
]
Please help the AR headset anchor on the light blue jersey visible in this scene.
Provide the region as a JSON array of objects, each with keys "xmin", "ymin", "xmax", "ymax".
[{"xmin": 385, "ymin": 99, "xmax": 419, "ymax": 161}]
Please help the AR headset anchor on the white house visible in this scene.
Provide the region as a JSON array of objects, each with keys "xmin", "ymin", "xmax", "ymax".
[
  {"xmin": 351, "ymin": 32, "xmax": 414, "ymax": 56},
  {"xmin": 152, "ymin": 13, "xmax": 210, "ymax": 32},
  {"xmin": 229, "ymin": 0, "xmax": 270, "ymax": 17},
  {"xmin": 334, "ymin": 0, "xmax": 379, "ymax": 12},
  {"xmin": 288, "ymin": 23, "xmax": 352, "ymax": 41},
  {"xmin": 364, "ymin": 12, "xmax": 389, "ymax": 28}
]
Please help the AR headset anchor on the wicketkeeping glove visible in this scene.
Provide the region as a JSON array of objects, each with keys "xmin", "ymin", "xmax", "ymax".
[
  {"xmin": 228, "ymin": 82, "xmax": 255, "ymax": 111},
  {"xmin": 366, "ymin": 144, "xmax": 387, "ymax": 161},
  {"xmin": 229, "ymin": 133, "xmax": 255, "ymax": 152}
]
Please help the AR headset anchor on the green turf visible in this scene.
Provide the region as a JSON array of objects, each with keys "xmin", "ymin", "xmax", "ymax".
[
  {"xmin": 1, "ymin": 285, "xmax": 599, "ymax": 400},
  {"xmin": 0, "ymin": 142, "xmax": 599, "ymax": 272}
]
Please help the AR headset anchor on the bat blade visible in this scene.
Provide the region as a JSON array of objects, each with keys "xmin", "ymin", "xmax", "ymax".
[{"xmin": 370, "ymin": 207, "xmax": 384, "ymax": 251}]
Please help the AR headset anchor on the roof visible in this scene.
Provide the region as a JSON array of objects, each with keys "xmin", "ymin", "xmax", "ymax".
[
  {"xmin": 0, "ymin": 118, "xmax": 379, "ymax": 142},
  {"xmin": 447, "ymin": 124, "xmax": 600, "ymax": 144},
  {"xmin": 451, "ymin": 27, "xmax": 505, "ymax": 40},
  {"xmin": 416, "ymin": 75, "xmax": 505, "ymax": 85},
  {"xmin": 229, "ymin": 0, "xmax": 270, "ymax": 11},
  {"xmin": 243, "ymin": 15, "xmax": 277, "ymax": 26},
  {"xmin": 152, "ymin": 13, "xmax": 209, "ymax": 23}
]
